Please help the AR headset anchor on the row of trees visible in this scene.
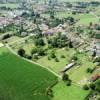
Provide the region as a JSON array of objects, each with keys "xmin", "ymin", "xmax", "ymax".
[{"xmin": 62, "ymin": 73, "xmax": 72, "ymax": 86}]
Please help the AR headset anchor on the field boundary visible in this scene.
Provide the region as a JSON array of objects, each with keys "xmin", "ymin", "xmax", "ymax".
[{"xmin": 6, "ymin": 44, "xmax": 61, "ymax": 78}]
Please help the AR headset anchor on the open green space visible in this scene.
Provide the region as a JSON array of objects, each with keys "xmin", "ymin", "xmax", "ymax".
[
  {"xmin": 37, "ymin": 48, "xmax": 76, "ymax": 73},
  {"xmin": 67, "ymin": 53, "xmax": 95, "ymax": 83},
  {"xmin": 36, "ymin": 48, "xmax": 95, "ymax": 84},
  {"xmin": 0, "ymin": 47, "xmax": 57, "ymax": 100},
  {"xmin": 76, "ymin": 14, "xmax": 99, "ymax": 25},
  {"xmin": 52, "ymin": 81, "xmax": 89, "ymax": 100}
]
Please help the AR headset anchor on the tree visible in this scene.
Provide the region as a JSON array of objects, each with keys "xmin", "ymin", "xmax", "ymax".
[
  {"xmin": 86, "ymin": 68, "xmax": 93, "ymax": 73},
  {"xmin": 71, "ymin": 55, "xmax": 78, "ymax": 61},
  {"xmin": 66, "ymin": 80, "xmax": 71, "ymax": 86},
  {"xmin": 61, "ymin": 55, "xmax": 65, "ymax": 58},
  {"xmin": 83, "ymin": 84, "xmax": 89, "ymax": 90},
  {"xmin": 50, "ymin": 10, "xmax": 55, "ymax": 19},
  {"xmin": 33, "ymin": 54, "xmax": 39, "ymax": 60},
  {"xmin": 95, "ymin": 80, "xmax": 100, "ymax": 92},
  {"xmin": 62, "ymin": 73, "xmax": 69, "ymax": 81},
  {"xmin": 55, "ymin": 57, "xmax": 59, "ymax": 62},
  {"xmin": 38, "ymin": 48, "xmax": 46, "ymax": 56},
  {"xmin": 50, "ymin": 51, "xmax": 56, "ymax": 58},
  {"xmin": 34, "ymin": 38, "xmax": 45, "ymax": 46},
  {"xmin": 89, "ymin": 83, "xmax": 95, "ymax": 90},
  {"xmin": 92, "ymin": 50, "xmax": 96, "ymax": 57},
  {"xmin": 18, "ymin": 49, "xmax": 25, "ymax": 57},
  {"xmin": 2, "ymin": 34, "xmax": 11, "ymax": 40},
  {"xmin": 69, "ymin": 41, "xmax": 73, "ymax": 48},
  {"xmin": 31, "ymin": 48, "xmax": 38, "ymax": 55},
  {"xmin": 64, "ymin": 16, "xmax": 75, "ymax": 24}
]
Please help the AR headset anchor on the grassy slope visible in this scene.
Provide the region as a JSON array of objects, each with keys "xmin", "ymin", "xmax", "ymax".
[{"xmin": 0, "ymin": 47, "xmax": 57, "ymax": 100}]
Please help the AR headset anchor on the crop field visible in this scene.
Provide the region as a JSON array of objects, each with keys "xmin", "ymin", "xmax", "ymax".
[{"xmin": 0, "ymin": 47, "xmax": 57, "ymax": 100}]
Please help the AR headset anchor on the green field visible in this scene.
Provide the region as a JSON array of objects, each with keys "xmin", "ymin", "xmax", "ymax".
[
  {"xmin": 0, "ymin": 47, "xmax": 57, "ymax": 100},
  {"xmin": 76, "ymin": 14, "xmax": 99, "ymax": 25},
  {"xmin": 52, "ymin": 81, "xmax": 89, "ymax": 100}
]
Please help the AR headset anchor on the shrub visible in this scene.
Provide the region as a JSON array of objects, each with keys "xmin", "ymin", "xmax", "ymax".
[
  {"xmin": 83, "ymin": 84, "xmax": 89, "ymax": 90},
  {"xmin": 31, "ymin": 48, "xmax": 38, "ymax": 55},
  {"xmin": 62, "ymin": 73, "xmax": 69, "ymax": 81},
  {"xmin": 66, "ymin": 80, "xmax": 71, "ymax": 86},
  {"xmin": 71, "ymin": 55, "xmax": 78, "ymax": 61},
  {"xmin": 50, "ymin": 51, "xmax": 56, "ymax": 58},
  {"xmin": 2, "ymin": 34, "xmax": 11, "ymax": 40},
  {"xmin": 18, "ymin": 49, "xmax": 25, "ymax": 57},
  {"xmin": 86, "ymin": 68, "xmax": 95, "ymax": 73},
  {"xmin": 48, "ymin": 56, "xmax": 51, "ymax": 60},
  {"xmin": 55, "ymin": 57, "xmax": 59, "ymax": 62},
  {"xmin": 89, "ymin": 83, "xmax": 95, "ymax": 90},
  {"xmin": 33, "ymin": 55, "xmax": 39, "ymax": 60},
  {"xmin": 61, "ymin": 55, "xmax": 65, "ymax": 58}
]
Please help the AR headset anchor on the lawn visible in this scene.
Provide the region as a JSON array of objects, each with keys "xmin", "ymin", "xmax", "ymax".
[
  {"xmin": 37, "ymin": 48, "xmax": 76, "ymax": 73},
  {"xmin": 36, "ymin": 48, "xmax": 95, "ymax": 84},
  {"xmin": 67, "ymin": 53, "xmax": 95, "ymax": 83},
  {"xmin": 0, "ymin": 47, "xmax": 57, "ymax": 100},
  {"xmin": 76, "ymin": 14, "xmax": 99, "ymax": 25},
  {"xmin": 52, "ymin": 81, "xmax": 89, "ymax": 100}
]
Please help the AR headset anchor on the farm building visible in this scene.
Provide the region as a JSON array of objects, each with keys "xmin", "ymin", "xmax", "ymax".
[{"xmin": 62, "ymin": 62, "xmax": 75, "ymax": 72}]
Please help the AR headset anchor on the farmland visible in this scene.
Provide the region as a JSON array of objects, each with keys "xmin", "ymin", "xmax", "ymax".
[{"xmin": 0, "ymin": 47, "xmax": 57, "ymax": 100}]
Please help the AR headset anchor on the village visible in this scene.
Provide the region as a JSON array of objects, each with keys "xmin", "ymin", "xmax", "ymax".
[{"xmin": 0, "ymin": 0, "xmax": 100, "ymax": 100}]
